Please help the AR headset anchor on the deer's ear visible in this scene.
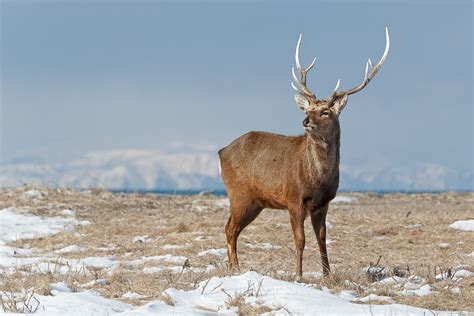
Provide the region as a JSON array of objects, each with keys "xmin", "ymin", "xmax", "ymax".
[
  {"xmin": 294, "ymin": 94, "xmax": 310, "ymax": 113},
  {"xmin": 331, "ymin": 94, "xmax": 348, "ymax": 116}
]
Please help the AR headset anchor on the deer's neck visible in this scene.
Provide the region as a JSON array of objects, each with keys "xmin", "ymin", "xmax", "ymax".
[{"xmin": 304, "ymin": 135, "xmax": 340, "ymax": 183}]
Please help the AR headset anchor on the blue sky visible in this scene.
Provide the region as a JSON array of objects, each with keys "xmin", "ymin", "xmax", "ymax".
[{"xmin": 1, "ymin": 1, "xmax": 472, "ymax": 180}]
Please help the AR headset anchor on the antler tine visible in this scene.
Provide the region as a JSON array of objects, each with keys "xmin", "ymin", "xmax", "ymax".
[
  {"xmin": 333, "ymin": 79, "xmax": 340, "ymax": 93},
  {"xmin": 332, "ymin": 27, "xmax": 390, "ymax": 97},
  {"xmin": 291, "ymin": 34, "xmax": 317, "ymax": 99}
]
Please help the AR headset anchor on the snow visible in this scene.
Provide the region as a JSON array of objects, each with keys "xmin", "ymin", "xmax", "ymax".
[
  {"xmin": 450, "ymin": 287, "xmax": 460, "ymax": 295},
  {"xmin": 0, "ymin": 207, "xmax": 84, "ymax": 271},
  {"xmin": 28, "ymin": 257, "xmax": 118, "ymax": 274},
  {"xmin": 337, "ymin": 290, "xmax": 358, "ymax": 301},
  {"xmin": 61, "ymin": 209, "xmax": 76, "ymax": 216},
  {"xmin": 436, "ymin": 269, "xmax": 473, "ymax": 281},
  {"xmin": 130, "ymin": 271, "xmax": 450, "ymax": 315},
  {"xmin": 78, "ymin": 257, "xmax": 117, "ymax": 269},
  {"xmin": 0, "ymin": 271, "xmax": 462, "ymax": 315},
  {"xmin": 356, "ymin": 294, "xmax": 393, "ymax": 303},
  {"xmin": 406, "ymin": 223, "xmax": 423, "ymax": 228},
  {"xmin": 398, "ymin": 284, "xmax": 432, "ymax": 297},
  {"xmin": 331, "ymin": 195, "xmax": 354, "ymax": 203},
  {"xmin": 449, "ymin": 219, "xmax": 474, "ymax": 231},
  {"xmin": 23, "ymin": 189, "xmax": 47, "ymax": 198},
  {"xmin": 54, "ymin": 245, "xmax": 87, "ymax": 253},
  {"xmin": 214, "ymin": 198, "xmax": 230, "ymax": 208},
  {"xmin": 0, "ymin": 208, "xmax": 78, "ymax": 244},
  {"xmin": 377, "ymin": 275, "xmax": 404, "ymax": 285},
  {"xmin": 242, "ymin": 242, "xmax": 282, "ymax": 250},
  {"xmin": 122, "ymin": 292, "xmax": 146, "ymax": 300},
  {"xmin": 25, "ymin": 289, "xmax": 131, "ymax": 315},
  {"xmin": 50, "ymin": 282, "xmax": 73, "ymax": 294},
  {"xmin": 198, "ymin": 248, "xmax": 227, "ymax": 257},
  {"xmin": 161, "ymin": 244, "xmax": 189, "ymax": 250},
  {"xmin": 127, "ymin": 255, "xmax": 188, "ymax": 266},
  {"xmin": 81, "ymin": 279, "xmax": 108, "ymax": 288},
  {"xmin": 142, "ymin": 266, "xmax": 185, "ymax": 274},
  {"xmin": 132, "ymin": 235, "xmax": 150, "ymax": 243},
  {"xmin": 77, "ymin": 220, "xmax": 91, "ymax": 227},
  {"xmin": 142, "ymin": 265, "xmax": 215, "ymax": 274}
]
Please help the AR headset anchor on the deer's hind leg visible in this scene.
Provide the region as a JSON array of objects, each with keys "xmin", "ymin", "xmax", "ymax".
[{"xmin": 225, "ymin": 199, "xmax": 263, "ymax": 271}]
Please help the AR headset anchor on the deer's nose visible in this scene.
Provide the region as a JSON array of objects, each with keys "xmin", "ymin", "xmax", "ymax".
[{"xmin": 302, "ymin": 117, "xmax": 309, "ymax": 127}]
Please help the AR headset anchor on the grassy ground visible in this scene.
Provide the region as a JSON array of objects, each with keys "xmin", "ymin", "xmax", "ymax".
[{"xmin": 1, "ymin": 187, "xmax": 473, "ymax": 312}]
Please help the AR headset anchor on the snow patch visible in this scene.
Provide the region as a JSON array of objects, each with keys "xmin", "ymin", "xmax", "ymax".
[
  {"xmin": 436, "ymin": 269, "xmax": 473, "ymax": 281},
  {"xmin": 331, "ymin": 195, "xmax": 354, "ymax": 203},
  {"xmin": 0, "ymin": 271, "xmax": 460, "ymax": 315},
  {"xmin": 50, "ymin": 282, "xmax": 73, "ymax": 294},
  {"xmin": 132, "ymin": 235, "xmax": 150, "ymax": 243},
  {"xmin": 356, "ymin": 294, "xmax": 393, "ymax": 303},
  {"xmin": 449, "ymin": 220, "xmax": 474, "ymax": 231},
  {"xmin": 149, "ymin": 271, "xmax": 446, "ymax": 315},
  {"xmin": 23, "ymin": 189, "xmax": 47, "ymax": 198},
  {"xmin": 0, "ymin": 208, "xmax": 78, "ymax": 244},
  {"xmin": 54, "ymin": 245, "xmax": 87, "ymax": 254},
  {"xmin": 61, "ymin": 209, "xmax": 76, "ymax": 216},
  {"xmin": 242, "ymin": 242, "xmax": 282, "ymax": 250},
  {"xmin": 29, "ymin": 290, "xmax": 130, "ymax": 315},
  {"xmin": 398, "ymin": 284, "xmax": 432, "ymax": 297},
  {"xmin": 406, "ymin": 223, "xmax": 423, "ymax": 229},
  {"xmin": 127, "ymin": 255, "xmax": 188, "ymax": 266},
  {"xmin": 161, "ymin": 244, "xmax": 189, "ymax": 250},
  {"xmin": 198, "ymin": 248, "xmax": 227, "ymax": 257},
  {"xmin": 122, "ymin": 291, "xmax": 146, "ymax": 300}
]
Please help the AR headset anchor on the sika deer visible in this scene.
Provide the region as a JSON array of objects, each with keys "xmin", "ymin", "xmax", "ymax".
[{"xmin": 219, "ymin": 28, "xmax": 390, "ymax": 277}]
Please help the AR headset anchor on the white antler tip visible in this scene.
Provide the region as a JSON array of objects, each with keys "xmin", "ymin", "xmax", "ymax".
[
  {"xmin": 291, "ymin": 67, "xmax": 299, "ymax": 82},
  {"xmin": 333, "ymin": 79, "xmax": 340, "ymax": 92},
  {"xmin": 291, "ymin": 82, "xmax": 299, "ymax": 91},
  {"xmin": 383, "ymin": 27, "xmax": 390, "ymax": 59}
]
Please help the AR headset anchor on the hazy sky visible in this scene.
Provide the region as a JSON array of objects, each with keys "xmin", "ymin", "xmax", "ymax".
[{"xmin": 1, "ymin": 1, "xmax": 473, "ymax": 174}]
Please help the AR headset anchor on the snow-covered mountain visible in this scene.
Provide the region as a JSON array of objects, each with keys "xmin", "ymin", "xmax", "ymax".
[
  {"xmin": 0, "ymin": 149, "xmax": 222, "ymax": 190},
  {"xmin": 1, "ymin": 149, "xmax": 472, "ymax": 191}
]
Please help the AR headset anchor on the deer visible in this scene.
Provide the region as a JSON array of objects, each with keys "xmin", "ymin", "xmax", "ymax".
[{"xmin": 218, "ymin": 28, "xmax": 390, "ymax": 278}]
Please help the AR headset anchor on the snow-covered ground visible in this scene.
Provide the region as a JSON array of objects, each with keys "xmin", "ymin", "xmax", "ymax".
[
  {"xmin": 0, "ymin": 272, "xmax": 462, "ymax": 316},
  {"xmin": 0, "ymin": 193, "xmax": 471, "ymax": 315}
]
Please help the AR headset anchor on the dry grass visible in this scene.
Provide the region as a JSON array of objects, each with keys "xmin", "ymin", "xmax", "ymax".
[{"xmin": 1, "ymin": 186, "xmax": 473, "ymax": 312}]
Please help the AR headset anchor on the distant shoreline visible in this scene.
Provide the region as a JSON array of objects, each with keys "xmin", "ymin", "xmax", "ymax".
[
  {"xmin": 2, "ymin": 186, "xmax": 472, "ymax": 197},
  {"xmin": 109, "ymin": 188, "xmax": 473, "ymax": 197}
]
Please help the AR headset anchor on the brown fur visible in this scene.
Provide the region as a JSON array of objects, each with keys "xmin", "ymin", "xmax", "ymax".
[{"xmin": 219, "ymin": 103, "xmax": 342, "ymax": 277}]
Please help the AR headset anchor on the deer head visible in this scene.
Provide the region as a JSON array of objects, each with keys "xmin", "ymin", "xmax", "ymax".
[{"xmin": 292, "ymin": 28, "xmax": 390, "ymax": 141}]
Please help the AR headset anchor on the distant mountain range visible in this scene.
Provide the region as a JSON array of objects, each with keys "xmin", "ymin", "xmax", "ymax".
[{"xmin": 0, "ymin": 149, "xmax": 472, "ymax": 191}]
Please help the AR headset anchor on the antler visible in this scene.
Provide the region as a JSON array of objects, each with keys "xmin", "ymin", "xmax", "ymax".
[
  {"xmin": 291, "ymin": 34, "xmax": 317, "ymax": 100},
  {"xmin": 329, "ymin": 27, "xmax": 390, "ymax": 103}
]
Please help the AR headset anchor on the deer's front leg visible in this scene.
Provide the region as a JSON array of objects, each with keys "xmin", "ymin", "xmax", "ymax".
[
  {"xmin": 310, "ymin": 204, "xmax": 330, "ymax": 276},
  {"xmin": 289, "ymin": 209, "xmax": 306, "ymax": 280}
]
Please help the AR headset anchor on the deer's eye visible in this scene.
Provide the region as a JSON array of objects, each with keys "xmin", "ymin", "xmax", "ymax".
[{"xmin": 321, "ymin": 111, "xmax": 330, "ymax": 117}]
